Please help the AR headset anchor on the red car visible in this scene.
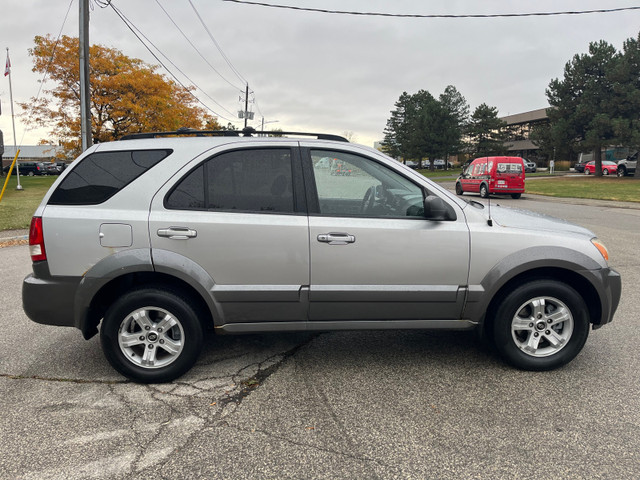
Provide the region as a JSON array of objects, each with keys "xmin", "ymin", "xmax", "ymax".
[
  {"xmin": 456, "ymin": 156, "xmax": 525, "ymax": 199},
  {"xmin": 584, "ymin": 160, "xmax": 617, "ymax": 175}
]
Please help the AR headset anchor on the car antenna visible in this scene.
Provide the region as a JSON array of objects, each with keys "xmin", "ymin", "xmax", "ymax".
[{"xmin": 486, "ymin": 156, "xmax": 493, "ymax": 226}]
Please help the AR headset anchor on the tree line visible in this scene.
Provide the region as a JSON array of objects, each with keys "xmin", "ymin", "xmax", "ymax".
[
  {"xmin": 18, "ymin": 30, "xmax": 640, "ymax": 176},
  {"xmin": 534, "ymin": 31, "xmax": 640, "ymax": 178},
  {"xmin": 382, "ymin": 86, "xmax": 508, "ymax": 169},
  {"xmin": 383, "ymin": 30, "xmax": 640, "ymax": 177}
]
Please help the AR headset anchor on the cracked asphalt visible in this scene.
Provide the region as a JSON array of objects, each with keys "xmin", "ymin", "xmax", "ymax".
[{"xmin": 1, "ymin": 195, "xmax": 639, "ymax": 479}]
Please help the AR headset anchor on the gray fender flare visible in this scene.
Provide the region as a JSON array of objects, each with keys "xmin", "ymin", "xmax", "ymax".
[
  {"xmin": 74, "ymin": 248, "xmax": 223, "ymax": 337},
  {"xmin": 463, "ymin": 246, "xmax": 604, "ymax": 325},
  {"xmin": 74, "ymin": 248, "xmax": 154, "ymax": 333}
]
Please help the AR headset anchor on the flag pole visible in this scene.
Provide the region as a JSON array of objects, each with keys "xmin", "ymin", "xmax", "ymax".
[{"xmin": 5, "ymin": 47, "xmax": 23, "ymax": 190}]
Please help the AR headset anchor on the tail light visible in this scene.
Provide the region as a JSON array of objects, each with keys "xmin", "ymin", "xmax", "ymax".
[{"xmin": 29, "ymin": 216, "xmax": 47, "ymax": 262}]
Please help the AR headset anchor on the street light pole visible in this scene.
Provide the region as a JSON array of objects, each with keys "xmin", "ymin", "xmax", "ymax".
[{"xmin": 6, "ymin": 47, "xmax": 22, "ymax": 191}]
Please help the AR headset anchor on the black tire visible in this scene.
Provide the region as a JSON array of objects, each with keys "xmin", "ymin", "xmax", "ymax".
[
  {"xmin": 511, "ymin": 193, "xmax": 521, "ymax": 199},
  {"xmin": 455, "ymin": 182, "xmax": 464, "ymax": 195},
  {"xmin": 617, "ymin": 166, "xmax": 626, "ymax": 177},
  {"xmin": 28, "ymin": 171, "xmax": 35, "ymax": 177},
  {"xmin": 100, "ymin": 287, "xmax": 204, "ymax": 383},
  {"xmin": 585, "ymin": 169, "xmax": 590, "ymax": 175},
  {"xmin": 603, "ymin": 169, "xmax": 609, "ymax": 176},
  {"xmin": 491, "ymin": 280, "xmax": 589, "ymax": 371},
  {"xmin": 480, "ymin": 183, "xmax": 489, "ymax": 198}
]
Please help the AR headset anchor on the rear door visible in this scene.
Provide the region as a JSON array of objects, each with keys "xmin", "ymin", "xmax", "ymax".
[
  {"xmin": 495, "ymin": 160, "xmax": 524, "ymax": 192},
  {"xmin": 304, "ymin": 147, "xmax": 470, "ymax": 323},
  {"xmin": 149, "ymin": 144, "xmax": 310, "ymax": 325}
]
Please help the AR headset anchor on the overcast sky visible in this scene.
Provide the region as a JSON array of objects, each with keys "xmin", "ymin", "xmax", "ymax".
[{"xmin": 1, "ymin": 0, "xmax": 639, "ymax": 149}]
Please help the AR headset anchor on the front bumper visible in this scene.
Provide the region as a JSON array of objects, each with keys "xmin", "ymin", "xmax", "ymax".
[{"xmin": 593, "ymin": 267, "xmax": 622, "ymax": 328}]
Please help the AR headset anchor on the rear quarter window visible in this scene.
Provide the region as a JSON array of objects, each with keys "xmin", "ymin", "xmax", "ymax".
[{"xmin": 48, "ymin": 149, "xmax": 172, "ymax": 205}]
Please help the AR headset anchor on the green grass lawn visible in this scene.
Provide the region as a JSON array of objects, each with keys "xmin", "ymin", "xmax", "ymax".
[
  {"xmin": 0, "ymin": 175, "xmax": 57, "ymax": 231},
  {"xmin": 417, "ymin": 168, "xmax": 462, "ymax": 180},
  {"xmin": 525, "ymin": 176, "xmax": 640, "ymax": 203}
]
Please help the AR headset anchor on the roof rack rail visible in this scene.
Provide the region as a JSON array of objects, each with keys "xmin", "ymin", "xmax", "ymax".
[{"xmin": 120, "ymin": 126, "xmax": 349, "ymax": 142}]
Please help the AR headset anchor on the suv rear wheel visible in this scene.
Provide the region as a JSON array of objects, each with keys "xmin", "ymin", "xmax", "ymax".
[
  {"xmin": 617, "ymin": 166, "xmax": 627, "ymax": 177},
  {"xmin": 492, "ymin": 280, "xmax": 589, "ymax": 370},
  {"xmin": 100, "ymin": 287, "xmax": 204, "ymax": 383}
]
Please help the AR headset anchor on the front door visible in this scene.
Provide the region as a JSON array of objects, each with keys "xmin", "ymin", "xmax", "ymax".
[{"xmin": 305, "ymin": 148, "xmax": 470, "ymax": 323}]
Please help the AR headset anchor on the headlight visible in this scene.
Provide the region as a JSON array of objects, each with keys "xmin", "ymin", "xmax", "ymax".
[{"xmin": 591, "ymin": 238, "xmax": 609, "ymax": 262}]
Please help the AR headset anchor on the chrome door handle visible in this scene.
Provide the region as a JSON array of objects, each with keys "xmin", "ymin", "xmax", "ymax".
[
  {"xmin": 317, "ymin": 233, "xmax": 355, "ymax": 245},
  {"xmin": 157, "ymin": 227, "xmax": 198, "ymax": 240}
]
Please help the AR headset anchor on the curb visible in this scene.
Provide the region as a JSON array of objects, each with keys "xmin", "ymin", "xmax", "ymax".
[{"xmin": 0, "ymin": 229, "xmax": 29, "ymax": 248}]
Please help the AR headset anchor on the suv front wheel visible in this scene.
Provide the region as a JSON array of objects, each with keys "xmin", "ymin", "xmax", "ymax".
[
  {"xmin": 492, "ymin": 280, "xmax": 589, "ymax": 370},
  {"xmin": 100, "ymin": 287, "xmax": 204, "ymax": 383}
]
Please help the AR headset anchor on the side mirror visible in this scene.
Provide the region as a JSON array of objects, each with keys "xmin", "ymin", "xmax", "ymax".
[{"xmin": 424, "ymin": 196, "xmax": 454, "ymax": 221}]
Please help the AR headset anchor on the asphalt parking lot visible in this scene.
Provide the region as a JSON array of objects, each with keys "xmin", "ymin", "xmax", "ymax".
[{"xmin": 1, "ymin": 194, "xmax": 638, "ymax": 479}]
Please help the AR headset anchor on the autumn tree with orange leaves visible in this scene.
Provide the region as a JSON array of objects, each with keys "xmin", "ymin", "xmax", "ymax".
[{"xmin": 21, "ymin": 35, "xmax": 221, "ymax": 158}]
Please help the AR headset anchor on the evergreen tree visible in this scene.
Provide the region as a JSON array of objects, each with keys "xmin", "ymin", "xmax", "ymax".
[
  {"xmin": 546, "ymin": 40, "xmax": 622, "ymax": 176},
  {"xmin": 466, "ymin": 103, "xmax": 508, "ymax": 158}
]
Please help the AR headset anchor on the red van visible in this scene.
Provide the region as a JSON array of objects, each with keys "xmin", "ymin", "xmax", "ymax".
[{"xmin": 455, "ymin": 156, "xmax": 525, "ymax": 199}]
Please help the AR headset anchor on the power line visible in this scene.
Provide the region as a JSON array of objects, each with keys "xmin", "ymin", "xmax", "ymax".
[
  {"xmin": 108, "ymin": 2, "xmax": 239, "ymax": 123},
  {"xmin": 154, "ymin": 0, "xmax": 245, "ymax": 93},
  {"xmin": 221, "ymin": 1, "xmax": 640, "ymax": 19},
  {"xmin": 188, "ymin": 0, "xmax": 248, "ymax": 86}
]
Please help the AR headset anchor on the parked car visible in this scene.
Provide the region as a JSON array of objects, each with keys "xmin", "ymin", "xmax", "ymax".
[
  {"xmin": 23, "ymin": 128, "xmax": 621, "ymax": 382},
  {"xmin": 433, "ymin": 159, "xmax": 453, "ymax": 169},
  {"xmin": 3, "ymin": 162, "xmax": 47, "ymax": 176},
  {"xmin": 584, "ymin": 160, "xmax": 617, "ymax": 175},
  {"xmin": 521, "ymin": 158, "xmax": 537, "ymax": 173},
  {"xmin": 574, "ymin": 160, "xmax": 589, "ymax": 173},
  {"xmin": 617, "ymin": 152, "xmax": 637, "ymax": 177},
  {"xmin": 43, "ymin": 162, "xmax": 62, "ymax": 175},
  {"xmin": 456, "ymin": 156, "xmax": 525, "ymax": 199},
  {"xmin": 405, "ymin": 160, "xmax": 419, "ymax": 169}
]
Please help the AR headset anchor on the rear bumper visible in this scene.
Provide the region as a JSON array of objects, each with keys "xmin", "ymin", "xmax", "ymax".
[
  {"xmin": 22, "ymin": 273, "xmax": 80, "ymax": 328},
  {"xmin": 489, "ymin": 186, "xmax": 524, "ymax": 194}
]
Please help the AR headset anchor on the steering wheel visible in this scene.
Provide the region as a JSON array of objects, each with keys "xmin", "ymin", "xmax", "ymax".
[{"xmin": 361, "ymin": 186, "xmax": 376, "ymax": 214}]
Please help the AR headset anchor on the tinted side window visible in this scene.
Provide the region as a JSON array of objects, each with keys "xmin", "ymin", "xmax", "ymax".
[
  {"xmin": 166, "ymin": 148, "xmax": 294, "ymax": 214},
  {"xmin": 49, "ymin": 149, "xmax": 171, "ymax": 205},
  {"xmin": 165, "ymin": 165, "xmax": 205, "ymax": 209}
]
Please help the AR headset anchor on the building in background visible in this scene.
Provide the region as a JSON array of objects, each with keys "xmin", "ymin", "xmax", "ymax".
[
  {"xmin": 1, "ymin": 145, "xmax": 65, "ymax": 169},
  {"xmin": 501, "ymin": 108, "xmax": 549, "ymax": 164}
]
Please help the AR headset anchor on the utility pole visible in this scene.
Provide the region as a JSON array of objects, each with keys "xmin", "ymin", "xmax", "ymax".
[
  {"xmin": 243, "ymin": 84, "xmax": 249, "ymax": 129},
  {"xmin": 238, "ymin": 84, "xmax": 254, "ymax": 129},
  {"xmin": 79, "ymin": 0, "xmax": 92, "ymax": 151}
]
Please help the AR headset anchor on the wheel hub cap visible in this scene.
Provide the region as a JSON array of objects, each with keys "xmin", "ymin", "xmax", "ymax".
[
  {"xmin": 117, "ymin": 307, "xmax": 184, "ymax": 369},
  {"xmin": 511, "ymin": 296, "xmax": 574, "ymax": 358}
]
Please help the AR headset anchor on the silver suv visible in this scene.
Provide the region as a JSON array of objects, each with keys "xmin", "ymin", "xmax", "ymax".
[
  {"xmin": 22, "ymin": 129, "xmax": 621, "ymax": 382},
  {"xmin": 617, "ymin": 152, "xmax": 637, "ymax": 177}
]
